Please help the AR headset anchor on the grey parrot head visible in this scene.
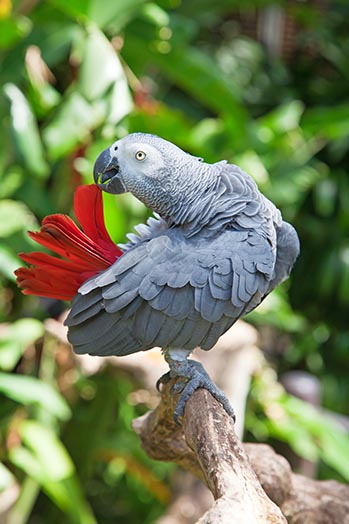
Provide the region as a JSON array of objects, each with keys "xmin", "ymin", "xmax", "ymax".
[{"xmin": 93, "ymin": 133, "xmax": 211, "ymax": 217}]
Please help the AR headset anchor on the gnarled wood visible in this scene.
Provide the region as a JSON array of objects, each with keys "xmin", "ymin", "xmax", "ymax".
[
  {"xmin": 133, "ymin": 380, "xmax": 286, "ymax": 523},
  {"xmin": 133, "ymin": 380, "xmax": 349, "ymax": 524}
]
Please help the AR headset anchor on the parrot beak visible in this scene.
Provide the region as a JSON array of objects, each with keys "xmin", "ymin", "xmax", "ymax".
[{"xmin": 93, "ymin": 148, "xmax": 127, "ymax": 194}]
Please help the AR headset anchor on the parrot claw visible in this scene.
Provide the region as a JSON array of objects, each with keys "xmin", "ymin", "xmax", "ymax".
[
  {"xmin": 156, "ymin": 372, "xmax": 171, "ymax": 392},
  {"xmin": 161, "ymin": 356, "xmax": 236, "ymax": 425}
]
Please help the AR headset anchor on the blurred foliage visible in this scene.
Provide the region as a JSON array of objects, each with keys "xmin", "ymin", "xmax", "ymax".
[{"xmin": 1, "ymin": 0, "xmax": 349, "ymax": 522}]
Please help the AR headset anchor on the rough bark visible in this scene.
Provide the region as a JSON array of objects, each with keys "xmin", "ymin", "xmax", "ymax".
[
  {"xmin": 133, "ymin": 381, "xmax": 286, "ymax": 523},
  {"xmin": 133, "ymin": 381, "xmax": 349, "ymax": 524}
]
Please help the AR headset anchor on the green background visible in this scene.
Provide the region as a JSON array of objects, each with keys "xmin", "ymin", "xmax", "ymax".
[{"xmin": 1, "ymin": 1, "xmax": 349, "ymax": 522}]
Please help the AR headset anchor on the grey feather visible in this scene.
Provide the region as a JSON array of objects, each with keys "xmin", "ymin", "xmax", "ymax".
[
  {"xmin": 138, "ymin": 277, "xmax": 162, "ymax": 301},
  {"xmin": 65, "ymin": 133, "xmax": 299, "ymax": 359},
  {"xmin": 104, "ymin": 288, "xmax": 139, "ymax": 312}
]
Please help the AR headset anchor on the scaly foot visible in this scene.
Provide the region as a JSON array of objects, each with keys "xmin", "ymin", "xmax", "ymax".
[{"xmin": 158, "ymin": 357, "xmax": 236, "ymax": 425}]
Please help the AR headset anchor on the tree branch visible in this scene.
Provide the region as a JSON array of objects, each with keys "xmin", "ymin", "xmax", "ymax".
[
  {"xmin": 133, "ymin": 380, "xmax": 349, "ymax": 524},
  {"xmin": 133, "ymin": 380, "xmax": 286, "ymax": 523}
]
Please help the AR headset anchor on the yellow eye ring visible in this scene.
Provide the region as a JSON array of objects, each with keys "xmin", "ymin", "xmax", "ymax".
[{"xmin": 135, "ymin": 151, "xmax": 146, "ymax": 161}]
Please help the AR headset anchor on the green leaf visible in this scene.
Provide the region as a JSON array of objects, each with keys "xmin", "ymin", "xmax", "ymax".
[
  {"xmin": 0, "ymin": 17, "xmax": 31, "ymax": 49},
  {"xmin": 267, "ymin": 394, "xmax": 349, "ymax": 480},
  {"xmin": 0, "ymin": 319, "xmax": 45, "ymax": 371},
  {"xmin": 50, "ymin": 0, "xmax": 146, "ymax": 31},
  {"xmin": 10, "ymin": 421, "xmax": 96, "ymax": 524},
  {"xmin": 79, "ymin": 26, "xmax": 132, "ymax": 124},
  {"xmin": 0, "ymin": 166, "xmax": 23, "ymax": 199},
  {"xmin": 0, "ymin": 373, "xmax": 71, "ymax": 421},
  {"xmin": 151, "ymin": 44, "xmax": 247, "ymax": 121},
  {"xmin": 43, "ymin": 92, "xmax": 101, "ymax": 160},
  {"xmin": 302, "ymin": 104, "xmax": 349, "ymax": 140},
  {"xmin": 3, "ymin": 84, "xmax": 49, "ymax": 178},
  {"xmin": 266, "ymin": 165, "xmax": 324, "ymax": 209},
  {"xmin": 79, "ymin": 26, "xmax": 120, "ymax": 100},
  {"xmin": 141, "ymin": 3, "xmax": 169, "ymax": 27},
  {"xmin": 129, "ymin": 104, "xmax": 193, "ymax": 149},
  {"xmin": 26, "ymin": 67, "xmax": 61, "ymax": 118},
  {"xmin": 258, "ymin": 100, "xmax": 305, "ymax": 135},
  {"xmin": 234, "ymin": 150, "xmax": 270, "ymax": 186},
  {"xmin": 0, "ymin": 200, "xmax": 35, "ymax": 238},
  {"xmin": 0, "ymin": 245, "xmax": 21, "ymax": 281},
  {"xmin": 106, "ymin": 76, "xmax": 133, "ymax": 126},
  {"xmin": 88, "ymin": 0, "xmax": 147, "ymax": 31},
  {"xmin": 319, "ymin": 425, "xmax": 349, "ymax": 481},
  {"xmin": 20, "ymin": 421, "xmax": 75, "ymax": 481},
  {"xmin": 48, "ymin": 0, "xmax": 89, "ymax": 21}
]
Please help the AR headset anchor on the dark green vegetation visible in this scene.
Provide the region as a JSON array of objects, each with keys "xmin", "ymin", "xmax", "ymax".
[{"xmin": 1, "ymin": 1, "xmax": 349, "ymax": 522}]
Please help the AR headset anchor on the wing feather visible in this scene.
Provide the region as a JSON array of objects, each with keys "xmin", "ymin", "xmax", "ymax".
[{"xmin": 66, "ymin": 226, "xmax": 275, "ymax": 356}]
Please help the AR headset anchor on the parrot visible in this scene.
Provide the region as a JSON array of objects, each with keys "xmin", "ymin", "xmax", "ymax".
[{"xmin": 63, "ymin": 132, "xmax": 300, "ymax": 423}]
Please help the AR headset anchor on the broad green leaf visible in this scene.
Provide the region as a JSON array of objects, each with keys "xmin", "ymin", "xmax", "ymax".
[
  {"xmin": 266, "ymin": 394, "xmax": 349, "ymax": 480},
  {"xmin": 0, "ymin": 373, "xmax": 71, "ymax": 421},
  {"xmin": 151, "ymin": 44, "xmax": 247, "ymax": 121},
  {"xmin": 10, "ymin": 446, "xmax": 69, "ymax": 508},
  {"xmin": 188, "ymin": 118, "xmax": 225, "ymax": 151},
  {"xmin": 0, "ymin": 245, "xmax": 21, "ymax": 281},
  {"xmin": 266, "ymin": 165, "xmax": 323, "ymax": 209},
  {"xmin": 26, "ymin": 58, "xmax": 62, "ymax": 118},
  {"xmin": 0, "ymin": 166, "xmax": 23, "ymax": 199},
  {"xmin": 141, "ymin": 3, "xmax": 170, "ymax": 27},
  {"xmin": 0, "ymin": 200, "xmax": 35, "ymax": 238},
  {"xmin": 106, "ymin": 77, "xmax": 133, "ymax": 126},
  {"xmin": 314, "ymin": 178, "xmax": 337, "ymax": 217},
  {"xmin": 20, "ymin": 421, "xmax": 74, "ymax": 481},
  {"xmin": 43, "ymin": 92, "xmax": 101, "ymax": 160},
  {"xmin": 79, "ymin": 26, "xmax": 121, "ymax": 100},
  {"xmin": 319, "ymin": 425, "xmax": 349, "ymax": 481},
  {"xmin": 0, "ymin": 17, "xmax": 31, "ymax": 49},
  {"xmin": 79, "ymin": 26, "xmax": 132, "ymax": 124},
  {"xmin": 234, "ymin": 150, "xmax": 269, "ymax": 186},
  {"xmin": 10, "ymin": 421, "xmax": 96, "ymax": 524},
  {"xmin": 50, "ymin": 0, "xmax": 146, "ymax": 31},
  {"xmin": 79, "ymin": 26, "xmax": 125, "ymax": 101},
  {"xmin": 88, "ymin": 0, "xmax": 147, "ymax": 31},
  {"xmin": 302, "ymin": 104, "xmax": 349, "ymax": 140},
  {"xmin": 3, "ymin": 84, "xmax": 49, "ymax": 178},
  {"xmin": 0, "ymin": 319, "xmax": 45, "ymax": 371},
  {"xmin": 129, "ymin": 104, "xmax": 193, "ymax": 150},
  {"xmin": 258, "ymin": 100, "xmax": 305, "ymax": 135},
  {"xmin": 48, "ymin": 0, "xmax": 89, "ymax": 21}
]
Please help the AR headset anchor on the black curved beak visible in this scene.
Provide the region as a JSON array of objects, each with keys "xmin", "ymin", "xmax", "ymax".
[{"xmin": 93, "ymin": 148, "xmax": 126, "ymax": 194}]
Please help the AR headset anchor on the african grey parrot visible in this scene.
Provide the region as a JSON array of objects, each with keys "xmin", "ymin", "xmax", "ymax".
[{"xmin": 65, "ymin": 133, "xmax": 300, "ymax": 421}]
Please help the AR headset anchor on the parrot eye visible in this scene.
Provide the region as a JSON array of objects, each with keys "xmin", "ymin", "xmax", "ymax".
[{"xmin": 135, "ymin": 151, "xmax": 146, "ymax": 161}]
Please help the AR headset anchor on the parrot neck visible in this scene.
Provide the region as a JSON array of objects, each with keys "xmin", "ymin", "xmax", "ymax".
[
  {"xmin": 161, "ymin": 161, "xmax": 277, "ymax": 239},
  {"xmin": 158, "ymin": 161, "xmax": 224, "ymax": 232}
]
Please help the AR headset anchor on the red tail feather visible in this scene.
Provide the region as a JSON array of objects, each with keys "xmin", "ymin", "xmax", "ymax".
[{"xmin": 15, "ymin": 185, "xmax": 122, "ymax": 301}]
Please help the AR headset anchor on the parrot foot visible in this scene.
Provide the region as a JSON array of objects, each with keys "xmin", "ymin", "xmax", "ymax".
[
  {"xmin": 156, "ymin": 372, "xmax": 171, "ymax": 392},
  {"xmin": 160, "ymin": 350, "xmax": 236, "ymax": 425}
]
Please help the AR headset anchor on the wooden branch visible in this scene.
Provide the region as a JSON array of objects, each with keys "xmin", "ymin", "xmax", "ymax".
[
  {"xmin": 133, "ymin": 379, "xmax": 349, "ymax": 524},
  {"xmin": 133, "ymin": 379, "xmax": 286, "ymax": 523}
]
